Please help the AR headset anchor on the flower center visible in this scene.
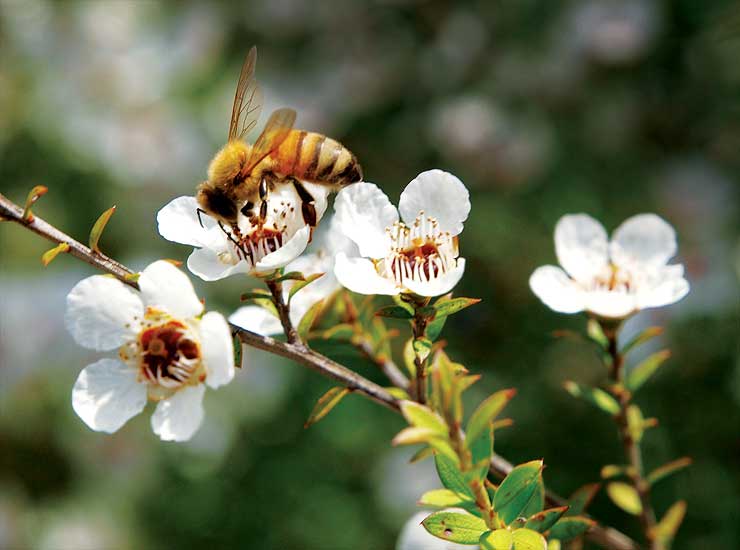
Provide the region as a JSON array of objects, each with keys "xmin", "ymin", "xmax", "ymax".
[
  {"xmin": 381, "ymin": 212, "xmax": 458, "ymax": 286},
  {"xmin": 591, "ymin": 264, "xmax": 634, "ymax": 293},
  {"xmin": 119, "ymin": 308, "xmax": 204, "ymax": 396}
]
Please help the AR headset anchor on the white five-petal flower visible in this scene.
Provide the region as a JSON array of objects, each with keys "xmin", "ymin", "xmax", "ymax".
[
  {"xmin": 332, "ymin": 170, "xmax": 471, "ymax": 297},
  {"xmin": 229, "ymin": 216, "xmax": 356, "ymax": 336},
  {"xmin": 157, "ymin": 183, "xmax": 331, "ymax": 281},
  {"xmin": 529, "ymin": 213, "xmax": 690, "ymax": 319},
  {"xmin": 65, "ymin": 260, "xmax": 235, "ymax": 441}
]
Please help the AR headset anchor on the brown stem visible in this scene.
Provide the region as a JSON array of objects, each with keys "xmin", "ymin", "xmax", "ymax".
[
  {"xmin": 412, "ymin": 308, "xmax": 430, "ymax": 404},
  {"xmin": 266, "ymin": 278, "xmax": 300, "ymax": 345},
  {"xmin": 0, "ymin": 192, "xmax": 638, "ymax": 550},
  {"xmin": 603, "ymin": 323, "xmax": 662, "ymax": 550}
]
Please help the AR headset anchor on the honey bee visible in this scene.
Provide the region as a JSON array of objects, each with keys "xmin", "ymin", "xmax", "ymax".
[{"xmin": 196, "ymin": 47, "xmax": 363, "ymax": 234}]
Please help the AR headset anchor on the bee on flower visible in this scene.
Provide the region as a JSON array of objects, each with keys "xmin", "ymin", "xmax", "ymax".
[
  {"xmin": 332, "ymin": 170, "xmax": 471, "ymax": 297},
  {"xmin": 156, "ymin": 183, "xmax": 331, "ymax": 281},
  {"xmin": 65, "ymin": 260, "xmax": 235, "ymax": 441},
  {"xmin": 529, "ymin": 213, "xmax": 690, "ymax": 319}
]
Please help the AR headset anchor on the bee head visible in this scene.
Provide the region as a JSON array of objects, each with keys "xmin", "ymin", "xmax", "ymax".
[{"xmin": 196, "ymin": 183, "xmax": 239, "ymax": 225}]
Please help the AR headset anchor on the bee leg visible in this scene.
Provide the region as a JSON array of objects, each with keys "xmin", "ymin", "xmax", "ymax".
[
  {"xmin": 256, "ymin": 177, "xmax": 271, "ymax": 228},
  {"xmin": 218, "ymin": 221, "xmax": 247, "ymax": 260},
  {"xmin": 196, "ymin": 208, "xmax": 207, "ymax": 229},
  {"xmin": 292, "ymin": 178, "xmax": 317, "ymax": 228}
]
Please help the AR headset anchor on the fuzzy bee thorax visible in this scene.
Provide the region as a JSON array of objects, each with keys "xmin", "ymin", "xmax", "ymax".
[{"xmin": 207, "ymin": 141, "xmax": 251, "ymax": 185}]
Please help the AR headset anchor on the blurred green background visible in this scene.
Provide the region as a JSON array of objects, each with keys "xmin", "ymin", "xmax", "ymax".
[{"xmin": 1, "ymin": 1, "xmax": 738, "ymax": 548}]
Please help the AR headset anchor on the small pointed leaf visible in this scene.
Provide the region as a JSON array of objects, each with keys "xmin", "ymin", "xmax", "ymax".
[
  {"xmin": 418, "ymin": 488, "xmax": 473, "ymax": 507},
  {"xmin": 625, "ymin": 350, "xmax": 671, "ymax": 392},
  {"xmin": 41, "ymin": 242, "xmax": 70, "ymax": 266},
  {"xmin": 304, "ymin": 386, "xmax": 349, "ymax": 428},
  {"xmin": 434, "ymin": 453, "xmax": 475, "ymax": 498},
  {"xmin": 563, "ymin": 381, "xmax": 620, "ymax": 415},
  {"xmin": 297, "ymin": 298, "xmax": 324, "ymax": 338},
  {"xmin": 322, "ymin": 323, "xmax": 355, "ymax": 340},
  {"xmin": 232, "ymin": 332, "xmax": 243, "ymax": 368},
  {"xmin": 606, "ymin": 482, "xmax": 642, "ymax": 516},
  {"xmin": 480, "ymin": 529, "xmax": 512, "ymax": 550},
  {"xmin": 647, "ymin": 457, "xmax": 692, "ymax": 486},
  {"xmin": 413, "ymin": 337, "xmax": 433, "ymax": 363},
  {"xmin": 374, "ymin": 305, "xmax": 413, "ymax": 319},
  {"xmin": 467, "ymin": 388, "xmax": 517, "ymax": 447},
  {"xmin": 422, "ymin": 511, "xmax": 488, "ymax": 545},
  {"xmin": 511, "ymin": 528, "xmax": 547, "ymax": 550},
  {"xmin": 400, "ymin": 401, "xmax": 447, "ymax": 434},
  {"xmin": 288, "ymin": 272, "xmax": 324, "ymax": 302},
  {"xmin": 403, "ymin": 338, "xmax": 416, "ymax": 377},
  {"xmin": 566, "ymin": 483, "xmax": 601, "ymax": 516},
  {"xmin": 392, "ymin": 426, "xmax": 438, "ymax": 446},
  {"xmin": 547, "ymin": 516, "xmax": 595, "ymax": 541},
  {"xmin": 493, "ymin": 460, "xmax": 544, "ymax": 525},
  {"xmin": 601, "ymin": 465, "xmax": 630, "ymax": 479},
  {"xmin": 89, "ymin": 205, "xmax": 116, "ymax": 254},
  {"xmin": 650, "ymin": 500, "xmax": 687, "ymax": 545},
  {"xmin": 524, "ymin": 506, "xmax": 569, "ymax": 533},
  {"xmin": 273, "ymin": 270, "xmax": 306, "ymax": 282},
  {"xmin": 621, "ymin": 326, "xmax": 664, "ymax": 355},
  {"xmin": 23, "ymin": 184, "xmax": 48, "ymax": 221},
  {"xmin": 434, "ymin": 297, "xmax": 481, "ymax": 318},
  {"xmin": 587, "ymin": 318, "xmax": 608, "ymax": 348}
]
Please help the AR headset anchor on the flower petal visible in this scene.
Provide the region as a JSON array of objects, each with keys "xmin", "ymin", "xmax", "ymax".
[
  {"xmin": 72, "ymin": 358, "xmax": 147, "ymax": 433},
  {"xmin": 586, "ymin": 290, "xmax": 636, "ymax": 319},
  {"xmin": 139, "ymin": 260, "xmax": 203, "ymax": 318},
  {"xmin": 610, "ymin": 213, "xmax": 678, "ymax": 269},
  {"xmin": 334, "ymin": 252, "xmax": 399, "ymax": 295},
  {"xmin": 186, "ymin": 247, "xmax": 251, "ymax": 281},
  {"xmin": 398, "ymin": 170, "xmax": 470, "ymax": 236},
  {"xmin": 157, "ymin": 196, "xmax": 216, "ymax": 247},
  {"xmin": 529, "ymin": 265, "xmax": 587, "ymax": 314},
  {"xmin": 554, "ymin": 214, "xmax": 609, "ymax": 284},
  {"xmin": 199, "ymin": 311, "xmax": 235, "ymax": 388},
  {"xmin": 150, "ymin": 384, "xmax": 206, "ymax": 442},
  {"xmin": 636, "ymin": 266, "xmax": 690, "ymax": 310},
  {"xmin": 65, "ymin": 275, "xmax": 143, "ymax": 351},
  {"xmin": 403, "ymin": 258, "xmax": 467, "ymax": 297},
  {"xmin": 255, "ymin": 225, "xmax": 311, "ymax": 273},
  {"xmin": 229, "ymin": 305, "xmax": 283, "ymax": 337},
  {"xmin": 334, "ymin": 182, "xmax": 398, "ymax": 258}
]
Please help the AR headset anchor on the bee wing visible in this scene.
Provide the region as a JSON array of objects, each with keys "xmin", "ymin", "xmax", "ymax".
[
  {"xmin": 242, "ymin": 107, "xmax": 296, "ymax": 174},
  {"xmin": 228, "ymin": 47, "xmax": 263, "ymax": 142}
]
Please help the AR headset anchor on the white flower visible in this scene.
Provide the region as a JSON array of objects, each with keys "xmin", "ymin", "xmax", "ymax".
[
  {"xmin": 530, "ymin": 213, "xmax": 690, "ymax": 319},
  {"xmin": 65, "ymin": 260, "xmax": 235, "ymax": 441},
  {"xmin": 332, "ymin": 170, "xmax": 470, "ymax": 297},
  {"xmin": 396, "ymin": 511, "xmax": 477, "ymax": 550},
  {"xmin": 229, "ymin": 216, "xmax": 355, "ymax": 335},
  {"xmin": 156, "ymin": 182, "xmax": 331, "ymax": 281}
]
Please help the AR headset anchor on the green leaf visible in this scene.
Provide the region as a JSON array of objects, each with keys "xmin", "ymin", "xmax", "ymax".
[
  {"xmin": 647, "ymin": 457, "xmax": 692, "ymax": 486},
  {"xmin": 400, "ymin": 401, "xmax": 447, "ymax": 434},
  {"xmin": 601, "ymin": 464, "xmax": 631, "ymax": 479},
  {"xmin": 625, "ymin": 350, "xmax": 671, "ymax": 392},
  {"xmin": 273, "ymin": 270, "xmax": 306, "ymax": 282},
  {"xmin": 422, "ymin": 511, "xmax": 488, "ymax": 545},
  {"xmin": 606, "ymin": 482, "xmax": 642, "ymax": 516},
  {"xmin": 626, "ymin": 404, "xmax": 645, "ymax": 443},
  {"xmin": 22, "ymin": 184, "xmax": 48, "ymax": 221},
  {"xmin": 426, "ymin": 314, "xmax": 447, "ymax": 341},
  {"xmin": 409, "ymin": 446, "xmax": 434, "ymax": 464},
  {"xmin": 511, "ymin": 528, "xmax": 547, "ymax": 550},
  {"xmin": 403, "ymin": 338, "xmax": 416, "ymax": 378},
  {"xmin": 385, "ymin": 386, "xmax": 410, "ymax": 400},
  {"xmin": 563, "ymin": 381, "xmax": 620, "ymax": 415},
  {"xmin": 434, "ymin": 296, "xmax": 481, "ymax": 319},
  {"xmin": 586, "ymin": 318, "xmax": 608, "ymax": 348},
  {"xmin": 524, "ymin": 507, "xmax": 569, "ymax": 533},
  {"xmin": 519, "ymin": 474, "xmax": 545, "ymax": 518},
  {"xmin": 418, "ymin": 488, "xmax": 473, "ymax": 507},
  {"xmin": 651, "ymin": 500, "xmax": 687, "ymax": 545},
  {"xmin": 288, "ymin": 273, "xmax": 324, "ymax": 302},
  {"xmin": 547, "ymin": 540, "xmax": 561, "ymax": 550},
  {"xmin": 392, "ymin": 294, "xmax": 415, "ymax": 315},
  {"xmin": 89, "ymin": 205, "xmax": 116, "ymax": 253},
  {"xmin": 428, "ymin": 440, "xmax": 460, "ymax": 466},
  {"xmin": 547, "ymin": 516, "xmax": 595, "ymax": 541},
  {"xmin": 413, "ymin": 337, "xmax": 433, "ymax": 363},
  {"xmin": 435, "ymin": 453, "xmax": 475, "ymax": 498},
  {"xmin": 304, "ymin": 387, "xmax": 349, "ymax": 428},
  {"xmin": 621, "ymin": 326, "xmax": 664, "ymax": 355},
  {"xmin": 480, "ymin": 529, "xmax": 512, "ymax": 550},
  {"xmin": 566, "ymin": 483, "xmax": 600, "ymax": 516},
  {"xmin": 467, "ymin": 389, "xmax": 517, "ymax": 448},
  {"xmin": 232, "ymin": 333, "xmax": 243, "ymax": 369},
  {"xmin": 240, "ymin": 289, "xmax": 273, "ymax": 301},
  {"xmin": 493, "ymin": 460, "xmax": 544, "ymax": 525},
  {"xmin": 297, "ymin": 299, "xmax": 324, "ymax": 339},
  {"xmin": 41, "ymin": 242, "xmax": 70, "ymax": 266},
  {"xmin": 374, "ymin": 305, "xmax": 413, "ymax": 319},
  {"xmin": 322, "ymin": 323, "xmax": 355, "ymax": 340},
  {"xmin": 469, "ymin": 422, "xmax": 494, "ymax": 481},
  {"xmin": 392, "ymin": 426, "xmax": 438, "ymax": 446}
]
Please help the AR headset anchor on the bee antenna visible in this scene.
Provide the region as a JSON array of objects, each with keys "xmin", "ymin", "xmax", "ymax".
[{"xmin": 196, "ymin": 208, "xmax": 207, "ymax": 229}]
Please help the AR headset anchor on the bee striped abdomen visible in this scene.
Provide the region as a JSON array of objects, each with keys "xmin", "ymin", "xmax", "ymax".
[{"xmin": 276, "ymin": 130, "xmax": 362, "ymax": 187}]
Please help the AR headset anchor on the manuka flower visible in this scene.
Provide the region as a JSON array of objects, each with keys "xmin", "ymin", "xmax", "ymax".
[
  {"xmin": 332, "ymin": 170, "xmax": 470, "ymax": 297},
  {"xmin": 157, "ymin": 183, "xmax": 331, "ymax": 281},
  {"xmin": 229, "ymin": 217, "xmax": 355, "ymax": 336},
  {"xmin": 530, "ymin": 213, "xmax": 690, "ymax": 319},
  {"xmin": 65, "ymin": 260, "xmax": 234, "ymax": 441}
]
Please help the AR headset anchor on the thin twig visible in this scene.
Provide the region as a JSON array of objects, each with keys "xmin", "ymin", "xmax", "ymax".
[
  {"xmin": 0, "ymin": 191, "xmax": 638, "ymax": 550},
  {"xmin": 604, "ymin": 323, "xmax": 661, "ymax": 550},
  {"xmin": 265, "ymin": 278, "xmax": 301, "ymax": 345}
]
